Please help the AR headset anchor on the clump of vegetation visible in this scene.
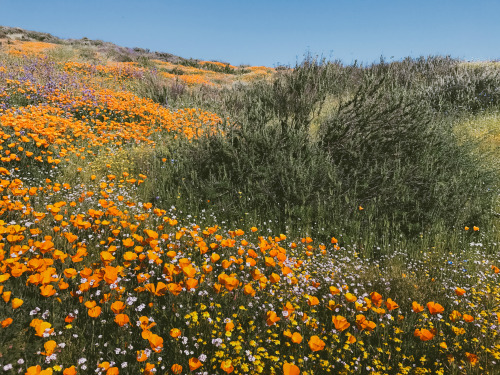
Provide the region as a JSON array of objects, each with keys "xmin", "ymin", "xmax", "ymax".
[{"xmin": 154, "ymin": 57, "xmax": 498, "ymax": 246}]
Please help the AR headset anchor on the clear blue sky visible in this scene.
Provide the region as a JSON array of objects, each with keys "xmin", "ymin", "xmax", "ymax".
[{"xmin": 1, "ymin": 0, "xmax": 499, "ymax": 67}]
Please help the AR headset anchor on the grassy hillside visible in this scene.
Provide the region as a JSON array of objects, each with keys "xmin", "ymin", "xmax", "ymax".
[{"xmin": 0, "ymin": 27, "xmax": 499, "ymax": 374}]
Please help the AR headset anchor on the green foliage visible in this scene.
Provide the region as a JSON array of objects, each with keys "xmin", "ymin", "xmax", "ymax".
[{"xmin": 149, "ymin": 56, "xmax": 499, "ymax": 246}]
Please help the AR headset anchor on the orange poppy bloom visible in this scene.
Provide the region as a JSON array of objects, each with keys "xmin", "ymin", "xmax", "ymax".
[
  {"xmin": 307, "ymin": 295, "xmax": 319, "ymax": 306},
  {"xmin": 346, "ymin": 334, "xmax": 357, "ymax": 344},
  {"xmin": 427, "ymin": 302, "xmax": 445, "ymax": 315},
  {"xmin": 465, "ymin": 352, "xmax": 478, "ymax": 366},
  {"xmin": 122, "ymin": 238, "xmax": 134, "ymax": 247},
  {"xmin": 2, "ymin": 291, "xmax": 11, "ymax": 302},
  {"xmin": 114, "ymin": 313, "xmax": 130, "ymax": 326},
  {"xmin": 308, "ymin": 335, "xmax": 326, "ymax": 351},
  {"xmin": 171, "ymin": 364, "xmax": 182, "ymax": 374},
  {"xmin": 40, "ymin": 285, "xmax": 56, "ymax": 297},
  {"xmin": 189, "ymin": 358, "xmax": 203, "ymax": 371},
  {"xmin": 110, "ymin": 301, "xmax": 126, "ymax": 314},
  {"xmin": 266, "ymin": 311, "xmax": 281, "ymax": 326},
  {"xmin": 144, "ymin": 363, "xmax": 155, "ymax": 375},
  {"xmin": 225, "ymin": 320, "xmax": 235, "ymax": 331},
  {"xmin": 332, "ymin": 315, "xmax": 350, "ymax": 331},
  {"xmin": 370, "ymin": 292, "xmax": 383, "ymax": 307},
  {"xmin": 265, "ymin": 257, "xmax": 276, "ymax": 267},
  {"xmin": 283, "ymin": 302, "xmax": 295, "ymax": 318},
  {"xmin": 63, "ymin": 366, "xmax": 77, "ymax": 375},
  {"xmin": 329, "ymin": 286, "xmax": 340, "ymax": 295},
  {"xmin": 243, "ymin": 283, "xmax": 256, "ymax": 297},
  {"xmin": 345, "ymin": 293, "xmax": 357, "ymax": 303},
  {"xmin": 463, "ymin": 314, "xmax": 474, "ymax": 322},
  {"xmin": 414, "ymin": 328, "xmax": 435, "ymax": 341},
  {"xmin": 224, "ymin": 277, "xmax": 239, "ymax": 291},
  {"xmin": 170, "ymin": 328, "xmax": 181, "ymax": 338},
  {"xmin": 1, "ymin": 318, "xmax": 13, "ymax": 328},
  {"xmin": 449, "ymin": 310, "xmax": 462, "ymax": 322},
  {"xmin": 136, "ymin": 350, "xmax": 148, "ymax": 362},
  {"xmin": 88, "ymin": 306, "xmax": 102, "ymax": 318},
  {"xmin": 385, "ymin": 298, "xmax": 399, "ymax": 311},
  {"xmin": 11, "ymin": 298, "xmax": 23, "ymax": 309},
  {"xmin": 220, "ymin": 360, "xmax": 234, "ymax": 373},
  {"xmin": 42, "ymin": 340, "xmax": 57, "ymax": 356},
  {"xmin": 412, "ymin": 301, "xmax": 424, "ymax": 313},
  {"xmin": 25, "ymin": 366, "xmax": 42, "ymax": 375},
  {"xmin": 269, "ymin": 273, "xmax": 280, "ymax": 283},
  {"xmin": 455, "ymin": 287, "xmax": 466, "ymax": 296},
  {"xmin": 283, "ymin": 362, "xmax": 300, "ymax": 375},
  {"xmin": 291, "ymin": 332, "xmax": 303, "ymax": 344}
]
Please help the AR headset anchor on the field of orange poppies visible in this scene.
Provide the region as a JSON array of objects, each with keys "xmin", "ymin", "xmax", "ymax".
[{"xmin": 0, "ymin": 36, "xmax": 499, "ymax": 375}]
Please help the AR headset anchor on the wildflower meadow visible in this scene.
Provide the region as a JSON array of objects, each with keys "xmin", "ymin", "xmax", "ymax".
[{"xmin": 0, "ymin": 27, "xmax": 499, "ymax": 375}]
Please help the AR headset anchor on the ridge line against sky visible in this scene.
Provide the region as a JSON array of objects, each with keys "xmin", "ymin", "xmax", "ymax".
[{"xmin": 1, "ymin": 0, "xmax": 499, "ymax": 67}]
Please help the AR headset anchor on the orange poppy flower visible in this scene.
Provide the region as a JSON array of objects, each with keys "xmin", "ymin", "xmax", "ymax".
[
  {"xmin": 370, "ymin": 292, "xmax": 383, "ymax": 307},
  {"xmin": 266, "ymin": 311, "xmax": 281, "ymax": 326},
  {"xmin": 345, "ymin": 293, "xmax": 357, "ymax": 303},
  {"xmin": 307, "ymin": 295, "xmax": 319, "ymax": 306},
  {"xmin": 225, "ymin": 320, "xmax": 235, "ymax": 331},
  {"xmin": 88, "ymin": 306, "xmax": 102, "ymax": 318},
  {"xmin": 40, "ymin": 285, "xmax": 56, "ymax": 297},
  {"xmin": 463, "ymin": 314, "xmax": 474, "ymax": 322},
  {"xmin": 291, "ymin": 332, "xmax": 303, "ymax": 344},
  {"xmin": 385, "ymin": 298, "xmax": 399, "ymax": 311},
  {"xmin": 412, "ymin": 301, "xmax": 424, "ymax": 313},
  {"xmin": 42, "ymin": 340, "xmax": 57, "ymax": 356},
  {"xmin": 136, "ymin": 350, "xmax": 148, "ymax": 362},
  {"xmin": 1, "ymin": 318, "xmax": 13, "ymax": 328},
  {"xmin": 465, "ymin": 352, "xmax": 478, "ymax": 366},
  {"xmin": 270, "ymin": 273, "xmax": 280, "ymax": 283},
  {"xmin": 25, "ymin": 366, "xmax": 42, "ymax": 375},
  {"xmin": 243, "ymin": 283, "xmax": 256, "ymax": 297},
  {"xmin": 329, "ymin": 286, "xmax": 340, "ymax": 295},
  {"xmin": 220, "ymin": 360, "xmax": 234, "ymax": 373},
  {"xmin": 265, "ymin": 257, "xmax": 276, "ymax": 267},
  {"xmin": 224, "ymin": 277, "xmax": 239, "ymax": 291},
  {"xmin": 122, "ymin": 238, "xmax": 134, "ymax": 247},
  {"xmin": 332, "ymin": 315, "xmax": 351, "ymax": 331},
  {"xmin": 449, "ymin": 310, "xmax": 462, "ymax": 322},
  {"xmin": 427, "ymin": 302, "xmax": 445, "ymax": 315},
  {"xmin": 170, "ymin": 328, "xmax": 181, "ymax": 338},
  {"xmin": 2, "ymin": 291, "xmax": 11, "ymax": 302},
  {"xmin": 308, "ymin": 335, "xmax": 326, "ymax": 351},
  {"xmin": 110, "ymin": 301, "xmax": 126, "ymax": 314},
  {"xmin": 283, "ymin": 362, "xmax": 300, "ymax": 375},
  {"xmin": 171, "ymin": 364, "xmax": 182, "ymax": 374},
  {"xmin": 11, "ymin": 298, "xmax": 23, "ymax": 309},
  {"xmin": 189, "ymin": 358, "xmax": 203, "ymax": 371},
  {"xmin": 414, "ymin": 328, "xmax": 435, "ymax": 341},
  {"xmin": 346, "ymin": 334, "xmax": 357, "ymax": 344},
  {"xmin": 63, "ymin": 366, "xmax": 77, "ymax": 375},
  {"xmin": 114, "ymin": 313, "xmax": 130, "ymax": 327}
]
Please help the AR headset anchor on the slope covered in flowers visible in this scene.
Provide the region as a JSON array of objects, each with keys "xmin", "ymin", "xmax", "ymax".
[{"xmin": 0, "ymin": 39, "xmax": 499, "ymax": 375}]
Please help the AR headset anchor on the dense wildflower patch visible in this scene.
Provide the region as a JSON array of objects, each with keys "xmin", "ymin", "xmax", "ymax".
[{"xmin": 0, "ymin": 39, "xmax": 498, "ymax": 375}]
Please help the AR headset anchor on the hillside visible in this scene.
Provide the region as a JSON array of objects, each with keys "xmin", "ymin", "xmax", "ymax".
[{"xmin": 0, "ymin": 26, "xmax": 499, "ymax": 375}]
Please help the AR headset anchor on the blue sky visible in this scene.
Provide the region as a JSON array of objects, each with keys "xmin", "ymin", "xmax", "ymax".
[{"xmin": 1, "ymin": 0, "xmax": 499, "ymax": 67}]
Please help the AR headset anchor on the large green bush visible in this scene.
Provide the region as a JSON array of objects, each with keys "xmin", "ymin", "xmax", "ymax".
[{"xmin": 148, "ymin": 57, "xmax": 498, "ymax": 245}]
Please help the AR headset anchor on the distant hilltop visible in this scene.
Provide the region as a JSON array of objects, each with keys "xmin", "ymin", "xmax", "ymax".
[{"xmin": 0, "ymin": 25, "xmax": 222, "ymax": 66}]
